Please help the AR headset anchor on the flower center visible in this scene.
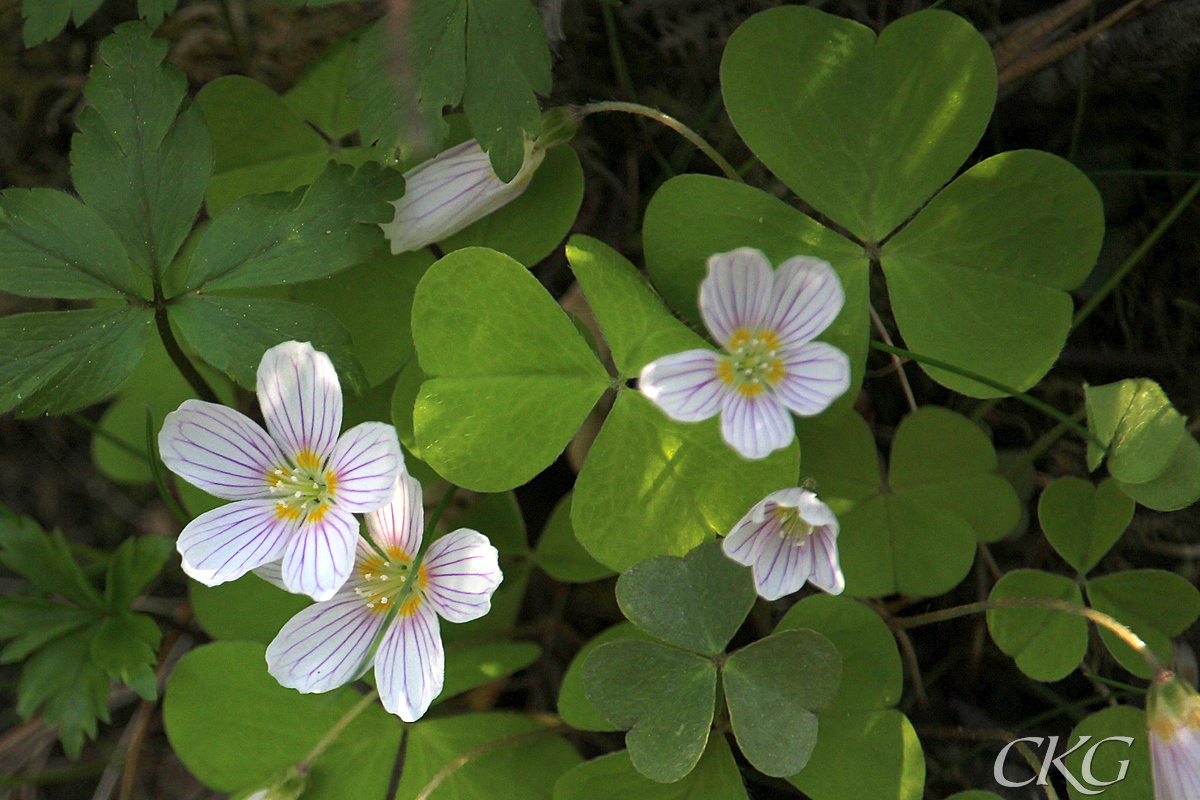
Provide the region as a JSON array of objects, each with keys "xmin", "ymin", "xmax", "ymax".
[
  {"xmin": 267, "ymin": 449, "xmax": 338, "ymax": 523},
  {"xmin": 775, "ymin": 506, "xmax": 815, "ymax": 546},
  {"xmin": 719, "ymin": 329, "xmax": 786, "ymax": 398},
  {"xmin": 356, "ymin": 548, "xmax": 427, "ymax": 615}
]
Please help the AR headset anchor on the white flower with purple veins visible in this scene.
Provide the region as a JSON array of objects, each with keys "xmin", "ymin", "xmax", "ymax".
[
  {"xmin": 265, "ymin": 475, "xmax": 502, "ymax": 722},
  {"xmin": 1147, "ymin": 672, "xmax": 1200, "ymax": 800},
  {"xmin": 722, "ymin": 488, "xmax": 845, "ymax": 601},
  {"xmin": 380, "ymin": 138, "xmax": 545, "ymax": 254},
  {"xmin": 639, "ymin": 247, "xmax": 851, "ymax": 459},
  {"xmin": 158, "ymin": 341, "xmax": 403, "ymax": 602}
]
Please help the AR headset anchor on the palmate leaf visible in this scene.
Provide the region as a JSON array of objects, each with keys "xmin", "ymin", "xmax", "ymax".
[
  {"xmin": 72, "ymin": 22, "xmax": 213, "ymax": 280},
  {"xmin": 0, "ymin": 306, "xmax": 154, "ymax": 418},
  {"xmin": 17, "ymin": 631, "xmax": 110, "ymax": 759},
  {"xmin": 553, "ymin": 737, "xmax": 749, "ymax": 800},
  {"xmin": 352, "ymin": 0, "xmax": 550, "ymax": 181},
  {"xmin": 19, "ymin": 0, "xmax": 103, "ymax": 45}
]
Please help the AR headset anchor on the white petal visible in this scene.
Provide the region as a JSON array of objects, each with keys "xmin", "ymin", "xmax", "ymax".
[
  {"xmin": 720, "ymin": 391, "xmax": 795, "ymax": 459},
  {"xmin": 380, "ymin": 140, "xmax": 544, "ymax": 254},
  {"xmin": 1152, "ymin": 729, "xmax": 1200, "ymax": 800},
  {"xmin": 638, "ymin": 349, "xmax": 728, "ymax": 422},
  {"xmin": 159, "ymin": 400, "xmax": 283, "ymax": 500},
  {"xmin": 257, "ymin": 341, "xmax": 343, "ymax": 463},
  {"xmin": 327, "ymin": 422, "xmax": 404, "ymax": 514},
  {"xmin": 752, "ymin": 528, "xmax": 811, "ymax": 601},
  {"xmin": 698, "ymin": 248, "xmax": 774, "ymax": 347},
  {"xmin": 376, "ymin": 599, "xmax": 444, "ymax": 722},
  {"xmin": 365, "ymin": 475, "xmax": 425, "ymax": 558},
  {"xmin": 280, "ymin": 507, "xmax": 359, "ymax": 601},
  {"xmin": 421, "ymin": 529, "xmax": 503, "ymax": 623},
  {"xmin": 177, "ymin": 499, "xmax": 294, "ymax": 586},
  {"xmin": 806, "ymin": 525, "xmax": 845, "ymax": 595},
  {"xmin": 778, "ymin": 488, "xmax": 837, "ymax": 528},
  {"xmin": 775, "ymin": 342, "xmax": 851, "ymax": 417},
  {"xmin": 723, "ymin": 502, "xmax": 784, "ymax": 567},
  {"xmin": 252, "ymin": 560, "xmax": 288, "ymax": 591},
  {"xmin": 265, "ymin": 589, "xmax": 385, "ymax": 694},
  {"xmin": 768, "ymin": 256, "xmax": 845, "ymax": 350}
]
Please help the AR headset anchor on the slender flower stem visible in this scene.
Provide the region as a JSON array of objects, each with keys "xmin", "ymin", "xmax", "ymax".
[
  {"xmin": 425, "ymin": 484, "xmax": 459, "ymax": 537},
  {"xmin": 576, "ymin": 101, "xmax": 745, "ymax": 184},
  {"xmin": 301, "ymin": 689, "xmax": 379, "ymax": 768},
  {"xmin": 868, "ymin": 305, "xmax": 917, "ymax": 412},
  {"xmin": 154, "ymin": 308, "xmax": 218, "ymax": 404},
  {"xmin": 1072, "ymin": 175, "xmax": 1200, "ymax": 329},
  {"xmin": 892, "ymin": 597, "xmax": 1164, "ymax": 674},
  {"xmin": 868, "ymin": 342, "xmax": 1105, "ymax": 452},
  {"xmin": 411, "ymin": 723, "xmax": 569, "ymax": 800}
]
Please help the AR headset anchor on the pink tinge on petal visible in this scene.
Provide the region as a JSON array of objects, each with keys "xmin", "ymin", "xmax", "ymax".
[
  {"xmin": 380, "ymin": 139, "xmax": 545, "ymax": 254},
  {"xmin": 159, "ymin": 400, "xmax": 284, "ymax": 500},
  {"xmin": 376, "ymin": 600, "xmax": 444, "ymax": 722},
  {"xmin": 720, "ymin": 391, "xmax": 795, "ymax": 460},
  {"xmin": 365, "ymin": 475, "xmax": 425, "ymax": 558},
  {"xmin": 256, "ymin": 341, "xmax": 343, "ymax": 464},
  {"xmin": 807, "ymin": 526, "xmax": 846, "ymax": 595},
  {"xmin": 421, "ymin": 529, "xmax": 503, "ymax": 624},
  {"xmin": 698, "ymin": 248, "xmax": 775, "ymax": 347},
  {"xmin": 638, "ymin": 349, "xmax": 728, "ymax": 423},
  {"xmin": 775, "ymin": 341, "xmax": 851, "ymax": 417},
  {"xmin": 327, "ymin": 422, "xmax": 404, "ymax": 514},
  {"xmin": 769, "ymin": 256, "xmax": 845, "ymax": 350},
  {"xmin": 723, "ymin": 501, "xmax": 783, "ymax": 567},
  {"xmin": 265, "ymin": 589, "xmax": 385, "ymax": 694},
  {"xmin": 1151, "ymin": 729, "xmax": 1200, "ymax": 800},
  {"xmin": 177, "ymin": 499, "xmax": 294, "ymax": 586},
  {"xmin": 751, "ymin": 527, "xmax": 812, "ymax": 601},
  {"xmin": 280, "ymin": 507, "xmax": 359, "ymax": 601}
]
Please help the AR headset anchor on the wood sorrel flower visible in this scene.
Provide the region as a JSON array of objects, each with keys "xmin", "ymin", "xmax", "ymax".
[
  {"xmin": 380, "ymin": 138, "xmax": 545, "ymax": 254},
  {"xmin": 159, "ymin": 341, "xmax": 403, "ymax": 602},
  {"xmin": 722, "ymin": 487, "xmax": 845, "ymax": 601},
  {"xmin": 1147, "ymin": 671, "xmax": 1200, "ymax": 800},
  {"xmin": 265, "ymin": 475, "xmax": 503, "ymax": 722},
  {"xmin": 638, "ymin": 248, "xmax": 850, "ymax": 459}
]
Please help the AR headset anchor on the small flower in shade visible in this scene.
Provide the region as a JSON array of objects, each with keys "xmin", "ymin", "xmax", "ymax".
[
  {"xmin": 1147, "ymin": 671, "xmax": 1200, "ymax": 800},
  {"xmin": 380, "ymin": 138, "xmax": 545, "ymax": 254},
  {"xmin": 722, "ymin": 488, "xmax": 844, "ymax": 601},
  {"xmin": 265, "ymin": 475, "xmax": 502, "ymax": 722},
  {"xmin": 158, "ymin": 341, "xmax": 403, "ymax": 602},
  {"xmin": 638, "ymin": 248, "xmax": 850, "ymax": 459}
]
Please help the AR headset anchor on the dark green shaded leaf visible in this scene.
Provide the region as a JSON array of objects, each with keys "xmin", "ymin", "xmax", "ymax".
[
  {"xmin": 721, "ymin": 7, "xmax": 995, "ymax": 241},
  {"xmin": 0, "ymin": 306, "xmax": 154, "ymax": 417},
  {"xmin": 20, "ymin": 0, "xmax": 103, "ymax": 45},
  {"xmin": 190, "ymin": 574, "xmax": 312, "ymax": 646},
  {"xmin": 104, "ymin": 536, "xmax": 173, "ymax": 610},
  {"xmin": 412, "ymin": 247, "xmax": 609, "ymax": 491},
  {"xmin": 183, "ymin": 161, "xmax": 403, "ymax": 292},
  {"xmin": 17, "ymin": 628, "xmax": 109, "ymax": 758},
  {"xmin": 987, "ymin": 569, "xmax": 1088, "ymax": 682},
  {"xmin": 393, "ymin": 713, "xmax": 580, "ymax": 800},
  {"xmin": 882, "ymin": 151, "xmax": 1104, "ymax": 397},
  {"xmin": 90, "ymin": 612, "xmax": 161, "ymax": 700},
  {"xmin": 169, "ymin": 294, "xmax": 364, "ymax": 391},
  {"xmin": 1038, "ymin": 477, "xmax": 1133, "ymax": 574},
  {"xmin": 0, "ymin": 188, "xmax": 142, "ymax": 299},
  {"xmin": 0, "ymin": 598, "xmax": 95, "ymax": 663},
  {"xmin": 583, "ymin": 639, "xmax": 716, "ymax": 783},
  {"xmin": 164, "ymin": 641, "xmax": 402, "ymax": 797},
  {"xmin": 284, "ymin": 36, "xmax": 364, "ymax": 140},
  {"xmin": 558, "ymin": 622, "xmax": 656, "ymax": 732},
  {"xmin": 438, "ymin": 641, "xmax": 541, "ymax": 703},
  {"xmin": 1087, "ymin": 569, "xmax": 1200, "ymax": 678},
  {"xmin": 196, "ymin": 75, "xmax": 330, "ymax": 217},
  {"xmin": 723, "ymin": 629, "xmax": 841, "ymax": 777},
  {"xmin": 616, "ymin": 540, "xmax": 756, "ymax": 656},
  {"xmin": 0, "ymin": 510, "xmax": 102, "ymax": 608},
  {"xmin": 72, "ymin": 23, "xmax": 213, "ymax": 277},
  {"xmin": 553, "ymin": 737, "xmax": 749, "ymax": 800}
]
